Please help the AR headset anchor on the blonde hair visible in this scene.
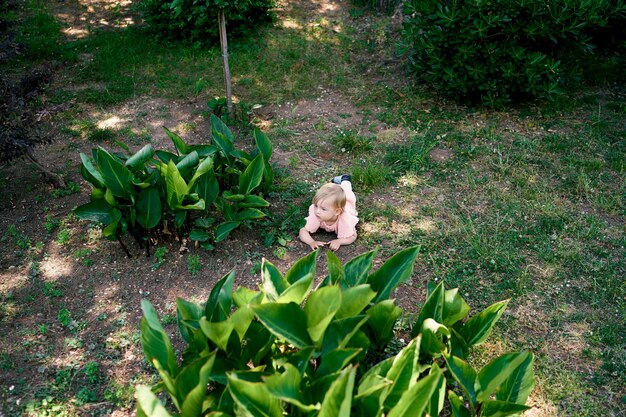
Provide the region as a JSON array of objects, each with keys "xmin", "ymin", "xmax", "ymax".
[{"xmin": 313, "ymin": 183, "xmax": 346, "ymax": 209}]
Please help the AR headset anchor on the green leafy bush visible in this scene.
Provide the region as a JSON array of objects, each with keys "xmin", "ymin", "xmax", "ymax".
[
  {"xmin": 137, "ymin": 247, "xmax": 534, "ymax": 416},
  {"xmin": 134, "ymin": 0, "xmax": 275, "ymax": 43},
  {"xmin": 400, "ymin": 0, "xmax": 626, "ymax": 106},
  {"xmin": 74, "ymin": 115, "xmax": 273, "ymax": 253}
]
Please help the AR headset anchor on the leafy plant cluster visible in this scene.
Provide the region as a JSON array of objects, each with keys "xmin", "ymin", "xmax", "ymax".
[
  {"xmin": 75, "ymin": 115, "xmax": 273, "ymax": 254},
  {"xmin": 400, "ymin": 0, "xmax": 626, "ymax": 105},
  {"xmin": 137, "ymin": 247, "xmax": 534, "ymax": 416},
  {"xmin": 134, "ymin": 0, "xmax": 275, "ymax": 44}
]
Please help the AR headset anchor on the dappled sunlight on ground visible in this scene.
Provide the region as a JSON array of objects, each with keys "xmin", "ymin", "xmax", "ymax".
[
  {"xmin": 413, "ymin": 218, "xmax": 437, "ymax": 233},
  {"xmin": 97, "ymin": 115, "xmax": 128, "ymax": 130},
  {"xmin": 54, "ymin": 0, "xmax": 137, "ymax": 40}
]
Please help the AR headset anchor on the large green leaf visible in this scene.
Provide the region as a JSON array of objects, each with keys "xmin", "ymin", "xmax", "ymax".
[
  {"xmin": 164, "ymin": 127, "xmax": 189, "ymax": 155},
  {"xmin": 444, "ymin": 354, "xmax": 477, "ymax": 406},
  {"xmin": 276, "ymin": 274, "xmax": 314, "ymax": 305},
  {"xmin": 205, "ymin": 270, "xmax": 235, "ymax": 322},
  {"xmin": 252, "ymin": 302, "xmax": 312, "ymax": 348},
  {"xmin": 233, "ymin": 287, "xmax": 262, "ymax": 308},
  {"xmin": 261, "ymin": 259, "xmax": 288, "ymax": 301},
  {"xmin": 195, "ymin": 170, "xmax": 219, "ymax": 206},
  {"xmin": 459, "ymin": 299, "xmax": 509, "ymax": 347},
  {"xmin": 368, "ymin": 246, "xmax": 420, "ymax": 302},
  {"xmin": 357, "ymin": 355, "xmax": 394, "ymax": 394},
  {"xmin": 136, "ymin": 188, "xmax": 161, "ymax": 229},
  {"xmin": 97, "ymin": 147, "xmax": 135, "ymax": 197},
  {"xmin": 497, "ymin": 352, "xmax": 535, "ymax": 405},
  {"xmin": 239, "ymin": 154, "xmax": 265, "ymax": 195},
  {"xmin": 326, "ymin": 251, "xmax": 345, "ymax": 286},
  {"xmin": 366, "ymin": 300, "xmax": 402, "ymax": 347},
  {"xmin": 427, "ymin": 365, "xmax": 447, "ymax": 417},
  {"xmin": 316, "ymin": 348, "xmax": 361, "ymax": 378},
  {"xmin": 476, "ymin": 352, "xmax": 531, "ymax": 403},
  {"xmin": 321, "ymin": 315, "xmax": 369, "ymax": 355},
  {"xmin": 233, "ymin": 208, "xmax": 266, "ymax": 221},
  {"xmin": 176, "ymin": 150, "xmax": 199, "ymax": 177},
  {"xmin": 79, "ymin": 153, "xmax": 105, "ymax": 188},
  {"xmin": 223, "ymin": 193, "xmax": 246, "ymax": 203},
  {"xmin": 125, "ymin": 144, "xmax": 154, "ymax": 171},
  {"xmin": 264, "ymin": 363, "xmax": 318, "ymax": 412},
  {"xmin": 215, "ymin": 221, "xmax": 241, "ymax": 242},
  {"xmin": 236, "ymin": 195, "xmax": 270, "ymax": 208},
  {"xmin": 261, "ymin": 258, "xmax": 289, "ymax": 301},
  {"xmin": 274, "ymin": 250, "xmax": 316, "ymax": 304},
  {"xmin": 419, "ymin": 318, "xmax": 450, "ymax": 357},
  {"xmin": 443, "ymin": 288, "xmax": 470, "ymax": 327},
  {"xmin": 448, "ymin": 390, "xmax": 471, "ymax": 417},
  {"xmin": 140, "ymin": 299, "xmax": 178, "ymax": 377},
  {"xmin": 164, "ymin": 160, "xmax": 188, "ymax": 209},
  {"xmin": 102, "ymin": 219, "xmax": 120, "ymax": 239},
  {"xmin": 150, "ymin": 359, "xmax": 178, "ymax": 408},
  {"xmin": 176, "ymin": 298, "xmax": 203, "ymax": 343},
  {"xmin": 412, "ymin": 281, "xmax": 444, "ymax": 338},
  {"xmin": 227, "ymin": 373, "xmax": 282, "ymax": 417},
  {"xmin": 199, "ymin": 317, "xmax": 234, "ymax": 351},
  {"xmin": 480, "ymin": 400, "xmax": 531, "ymax": 417},
  {"xmin": 74, "ymin": 200, "xmax": 121, "ymax": 225},
  {"xmin": 189, "ymin": 228, "xmax": 211, "ymax": 242},
  {"xmin": 304, "ymin": 286, "xmax": 341, "ymax": 345},
  {"xmin": 189, "ymin": 144, "xmax": 219, "ymax": 157},
  {"xmin": 384, "ymin": 338, "xmax": 420, "ymax": 411},
  {"xmin": 387, "ymin": 364, "xmax": 445, "ymax": 417},
  {"xmin": 187, "ymin": 155, "xmax": 214, "ymax": 191},
  {"xmin": 136, "ymin": 385, "xmax": 173, "ymax": 417},
  {"xmin": 177, "ymin": 353, "xmax": 216, "ymax": 416},
  {"xmin": 343, "ymin": 249, "xmax": 377, "ymax": 287},
  {"xmin": 231, "ymin": 306, "xmax": 255, "ymax": 341},
  {"xmin": 211, "ymin": 114, "xmax": 235, "ymax": 143},
  {"xmin": 254, "ymin": 128, "xmax": 272, "ymax": 161},
  {"xmin": 318, "ymin": 365, "xmax": 356, "ymax": 417},
  {"xmin": 284, "ymin": 250, "xmax": 317, "ymax": 285},
  {"xmin": 336, "ymin": 284, "xmax": 376, "ymax": 319},
  {"xmin": 210, "ymin": 114, "xmax": 235, "ymax": 158},
  {"xmin": 450, "ymin": 328, "xmax": 469, "ymax": 359},
  {"xmin": 155, "ymin": 150, "xmax": 177, "ymax": 164}
]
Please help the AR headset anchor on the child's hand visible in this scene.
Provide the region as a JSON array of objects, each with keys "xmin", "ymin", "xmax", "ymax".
[
  {"xmin": 309, "ymin": 241, "xmax": 327, "ymax": 250},
  {"xmin": 328, "ymin": 240, "xmax": 342, "ymax": 251}
]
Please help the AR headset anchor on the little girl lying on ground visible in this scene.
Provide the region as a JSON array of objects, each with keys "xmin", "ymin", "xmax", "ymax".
[{"xmin": 299, "ymin": 174, "xmax": 358, "ymax": 251}]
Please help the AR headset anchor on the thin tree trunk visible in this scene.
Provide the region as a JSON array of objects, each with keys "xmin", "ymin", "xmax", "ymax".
[{"xmin": 218, "ymin": 10, "xmax": 233, "ymax": 115}]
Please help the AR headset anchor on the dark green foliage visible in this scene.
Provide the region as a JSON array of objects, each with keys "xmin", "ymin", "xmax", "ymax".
[
  {"xmin": 134, "ymin": 0, "xmax": 275, "ymax": 44},
  {"xmin": 400, "ymin": 0, "xmax": 626, "ymax": 106},
  {"xmin": 74, "ymin": 115, "xmax": 273, "ymax": 252},
  {"xmin": 137, "ymin": 247, "xmax": 534, "ymax": 416}
]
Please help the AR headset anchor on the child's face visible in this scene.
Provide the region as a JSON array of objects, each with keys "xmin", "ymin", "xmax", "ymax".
[{"xmin": 314, "ymin": 199, "xmax": 341, "ymax": 223}]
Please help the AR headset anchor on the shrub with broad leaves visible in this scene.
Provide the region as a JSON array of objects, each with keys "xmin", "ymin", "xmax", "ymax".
[
  {"xmin": 136, "ymin": 246, "xmax": 535, "ymax": 416},
  {"xmin": 75, "ymin": 115, "xmax": 273, "ymax": 254}
]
